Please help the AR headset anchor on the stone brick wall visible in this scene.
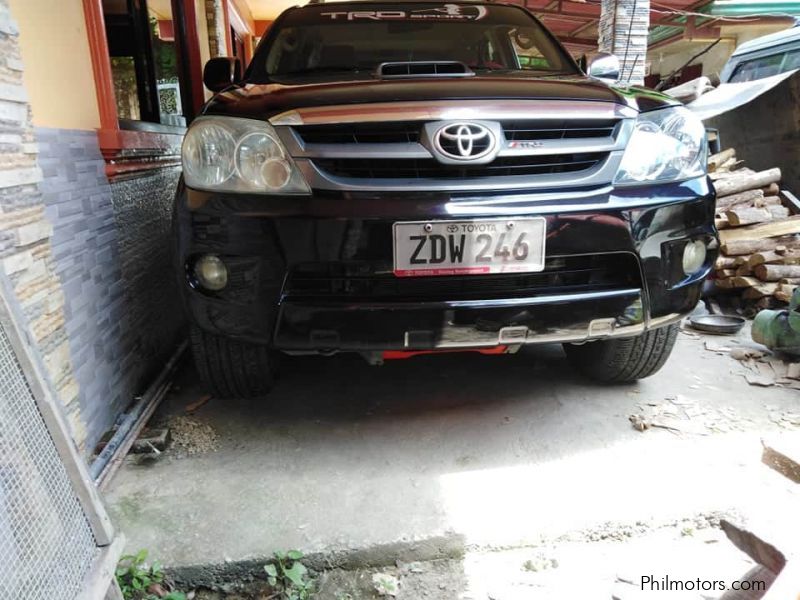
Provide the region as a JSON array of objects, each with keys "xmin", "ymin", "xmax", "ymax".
[
  {"xmin": 2, "ymin": 0, "xmax": 185, "ymax": 457},
  {"xmin": 205, "ymin": 0, "xmax": 226, "ymax": 58},
  {"xmin": 0, "ymin": 0, "xmax": 85, "ymax": 445},
  {"xmin": 109, "ymin": 169, "xmax": 183, "ymax": 366},
  {"xmin": 37, "ymin": 130, "xmax": 184, "ymax": 453}
]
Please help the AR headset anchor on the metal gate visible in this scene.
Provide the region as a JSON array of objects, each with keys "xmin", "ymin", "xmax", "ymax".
[{"xmin": 0, "ymin": 286, "xmax": 122, "ymax": 600}]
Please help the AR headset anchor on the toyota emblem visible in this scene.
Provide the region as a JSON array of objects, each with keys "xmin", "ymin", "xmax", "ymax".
[{"xmin": 433, "ymin": 122, "xmax": 497, "ymax": 161}]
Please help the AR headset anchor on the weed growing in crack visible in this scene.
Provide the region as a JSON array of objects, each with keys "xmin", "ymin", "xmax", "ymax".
[
  {"xmin": 264, "ymin": 550, "xmax": 315, "ymax": 600},
  {"xmin": 116, "ymin": 550, "xmax": 186, "ymax": 600}
]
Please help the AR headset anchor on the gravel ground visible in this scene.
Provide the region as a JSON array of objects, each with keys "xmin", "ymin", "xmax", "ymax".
[{"xmin": 168, "ymin": 415, "xmax": 220, "ymax": 456}]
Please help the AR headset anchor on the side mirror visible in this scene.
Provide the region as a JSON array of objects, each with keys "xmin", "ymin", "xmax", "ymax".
[
  {"xmin": 588, "ymin": 52, "xmax": 620, "ymax": 82},
  {"xmin": 203, "ymin": 57, "xmax": 242, "ymax": 92}
]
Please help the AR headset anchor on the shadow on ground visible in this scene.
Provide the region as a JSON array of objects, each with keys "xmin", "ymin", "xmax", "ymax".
[{"xmin": 106, "ymin": 329, "xmax": 800, "ymax": 598}]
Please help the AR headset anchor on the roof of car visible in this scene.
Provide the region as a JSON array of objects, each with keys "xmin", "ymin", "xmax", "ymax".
[{"xmin": 731, "ymin": 22, "xmax": 800, "ymax": 57}]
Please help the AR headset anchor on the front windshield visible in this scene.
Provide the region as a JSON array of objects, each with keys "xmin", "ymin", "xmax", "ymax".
[{"xmin": 256, "ymin": 3, "xmax": 577, "ymax": 80}]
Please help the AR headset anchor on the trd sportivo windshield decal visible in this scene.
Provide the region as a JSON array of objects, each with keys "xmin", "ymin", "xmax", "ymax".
[{"xmin": 320, "ymin": 4, "xmax": 489, "ymax": 21}]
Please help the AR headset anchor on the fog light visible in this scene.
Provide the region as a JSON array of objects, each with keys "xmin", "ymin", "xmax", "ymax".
[
  {"xmin": 194, "ymin": 254, "xmax": 228, "ymax": 290},
  {"xmin": 682, "ymin": 240, "xmax": 707, "ymax": 275}
]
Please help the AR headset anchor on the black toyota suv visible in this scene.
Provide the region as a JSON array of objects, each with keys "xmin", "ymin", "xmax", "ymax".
[{"xmin": 174, "ymin": 0, "xmax": 716, "ymax": 398}]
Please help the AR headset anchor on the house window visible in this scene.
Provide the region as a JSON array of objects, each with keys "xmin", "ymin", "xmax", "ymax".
[
  {"xmin": 230, "ymin": 25, "xmax": 245, "ymax": 61},
  {"xmin": 103, "ymin": 0, "xmax": 186, "ymax": 127}
]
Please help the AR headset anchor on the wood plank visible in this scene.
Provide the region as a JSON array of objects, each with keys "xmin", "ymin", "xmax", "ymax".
[
  {"xmin": 755, "ymin": 264, "xmax": 800, "ymax": 282},
  {"xmin": 716, "ymin": 156, "xmax": 743, "ymax": 173},
  {"xmin": 715, "ymin": 277, "xmax": 735, "ymax": 289},
  {"xmin": 731, "ymin": 276, "xmax": 762, "ymax": 288},
  {"xmin": 714, "ymin": 168, "xmax": 782, "ymax": 197},
  {"xmin": 716, "ymin": 189, "xmax": 764, "ymax": 211},
  {"xmin": 756, "ymin": 195, "xmax": 782, "ymax": 207},
  {"xmin": 718, "ymin": 216, "xmax": 800, "ymax": 244},
  {"xmin": 725, "ymin": 207, "xmax": 774, "ymax": 226},
  {"xmin": 708, "ymin": 147, "xmax": 735, "ymax": 171},
  {"xmin": 715, "ymin": 255, "xmax": 738, "ymax": 270},
  {"xmin": 75, "ymin": 535, "xmax": 126, "ymax": 600},
  {"xmin": 711, "ymin": 167, "xmax": 755, "ymax": 181},
  {"xmin": 774, "ymin": 283, "xmax": 797, "ymax": 302},
  {"xmin": 747, "ymin": 250, "xmax": 800, "ymax": 267},
  {"xmin": 720, "ymin": 519, "xmax": 786, "ymax": 574},
  {"xmin": 722, "ymin": 236, "xmax": 800, "ymax": 256},
  {"xmin": 768, "ymin": 206, "xmax": 791, "ymax": 220},
  {"xmin": 743, "ymin": 283, "xmax": 779, "ymax": 299},
  {"xmin": 762, "ymin": 438, "xmax": 800, "ymax": 484}
]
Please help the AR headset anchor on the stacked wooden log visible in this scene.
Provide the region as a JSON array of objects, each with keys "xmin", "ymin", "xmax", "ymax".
[{"xmin": 710, "ymin": 148, "xmax": 800, "ymax": 313}]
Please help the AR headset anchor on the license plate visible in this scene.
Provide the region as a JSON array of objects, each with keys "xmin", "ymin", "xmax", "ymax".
[{"xmin": 393, "ymin": 218, "xmax": 546, "ymax": 277}]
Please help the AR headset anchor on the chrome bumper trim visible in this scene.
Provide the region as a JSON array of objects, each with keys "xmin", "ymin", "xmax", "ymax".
[
  {"xmin": 276, "ymin": 120, "xmax": 634, "ymax": 159},
  {"xmin": 347, "ymin": 287, "xmax": 640, "ymax": 310},
  {"xmin": 423, "ymin": 311, "xmax": 683, "ymax": 350},
  {"xmin": 269, "ymin": 100, "xmax": 639, "ymax": 126}
]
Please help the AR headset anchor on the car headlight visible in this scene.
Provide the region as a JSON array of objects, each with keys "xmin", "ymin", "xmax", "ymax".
[
  {"xmin": 182, "ymin": 117, "xmax": 310, "ymax": 194},
  {"xmin": 614, "ymin": 106, "xmax": 707, "ymax": 185}
]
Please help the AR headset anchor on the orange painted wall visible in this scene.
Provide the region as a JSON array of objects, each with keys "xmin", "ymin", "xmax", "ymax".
[{"xmin": 8, "ymin": 0, "xmax": 101, "ymax": 130}]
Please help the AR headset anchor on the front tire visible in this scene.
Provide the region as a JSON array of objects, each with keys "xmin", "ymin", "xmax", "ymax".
[
  {"xmin": 190, "ymin": 325, "xmax": 277, "ymax": 398},
  {"xmin": 563, "ymin": 323, "xmax": 679, "ymax": 383}
]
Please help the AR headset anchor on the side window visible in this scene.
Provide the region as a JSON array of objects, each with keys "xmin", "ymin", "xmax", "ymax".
[
  {"xmin": 784, "ymin": 49, "xmax": 800, "ymax": 71},
  {"xmin": 102, "ymin": 0, "xmax": 186, "ymax": 126},
  {"xmin": 729, "ymin": 53, "xmax": 784, "ymax": 83}
]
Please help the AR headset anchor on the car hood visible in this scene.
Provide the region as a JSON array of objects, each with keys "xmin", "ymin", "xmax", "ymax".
[{"xmin": 202, "ymin": 75, "xmax": 677, "ymax": 120}]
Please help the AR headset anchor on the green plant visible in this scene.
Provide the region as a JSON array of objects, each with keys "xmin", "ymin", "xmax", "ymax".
[
  {"xmin": 264, "ymin": 550, "xmax": 315, "ymax": 600},
  {"xmin": 116, "ymin": 550, "xmax": 186, "ymax": 600}
]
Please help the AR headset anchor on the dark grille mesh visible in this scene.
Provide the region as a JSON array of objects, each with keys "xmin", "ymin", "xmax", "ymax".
[
  {"xmin": 285, "ymin": 254, "xmax": 641, "ymax": 301},
  {"xmin": 313, "ymin": 153, "xmax": 606, "ymax": 179},
  {"xmin": 294, "ymin": 119, "xmax": 619, "ymax": 145}
]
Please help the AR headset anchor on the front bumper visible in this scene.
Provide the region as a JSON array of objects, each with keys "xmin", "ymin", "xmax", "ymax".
[
  {"xmin": 275, "ymin": 289, "xmax": 683, "ymax": 351},
  {"xmin": 174, "ymin": 177, "xmax": 717, "ymax": 351}
]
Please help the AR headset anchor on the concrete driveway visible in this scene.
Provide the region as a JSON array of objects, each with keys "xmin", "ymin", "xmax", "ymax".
[{"xmin": 105, "ymin": 322, "xmax": 800, "ymax": 596}]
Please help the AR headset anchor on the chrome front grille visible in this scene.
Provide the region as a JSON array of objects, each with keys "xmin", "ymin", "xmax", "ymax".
[{"xmin": 272, "ymin": 100, "xmax": 636, "ymax": 192}]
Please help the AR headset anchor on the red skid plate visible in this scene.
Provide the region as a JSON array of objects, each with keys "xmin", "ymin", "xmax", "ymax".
[{"xmin": 382, "ymin": 346, "xmax": 509, "ymax": 360}]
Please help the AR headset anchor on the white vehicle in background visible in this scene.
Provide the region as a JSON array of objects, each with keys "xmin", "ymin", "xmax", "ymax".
[
  {"xmin": 720, "ymin": 22, "xmax": 800, "ymax": 83},
  {"xmin": 685, "ymin": 22, "xmax": 800, "ymax": 124},
  {"xmin": 686, "ymin": 22, "xmax": 800, "ymax": 198}
]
